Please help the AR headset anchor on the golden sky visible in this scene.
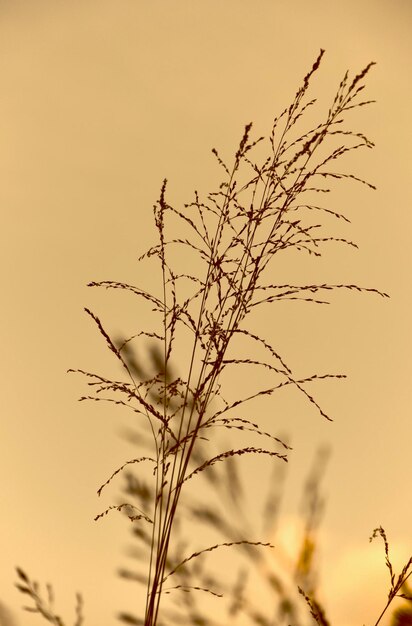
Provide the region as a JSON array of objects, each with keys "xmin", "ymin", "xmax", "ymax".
[{"xmin": 0, "ymin": 2, "xmax": 411, "ymax": 625}]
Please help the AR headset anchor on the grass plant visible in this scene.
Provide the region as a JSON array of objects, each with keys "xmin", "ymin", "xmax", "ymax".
[{"xmin": 15, "ymin": 51, "xmax": 410, "ymax": 626}]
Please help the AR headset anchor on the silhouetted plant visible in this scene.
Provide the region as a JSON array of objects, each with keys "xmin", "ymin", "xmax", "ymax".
[
  {"xmin": 370, "ymin": 528, "xmax": 412, "ymax": 626},
  {"xmin": 16, "ymin": 50, "xmax": 399, "ymax": 626}
]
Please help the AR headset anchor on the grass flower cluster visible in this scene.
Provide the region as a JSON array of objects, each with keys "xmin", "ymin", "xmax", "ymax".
[{"xmin": 15, "ymin": 51, "xmax": 412, "ymax": 626}]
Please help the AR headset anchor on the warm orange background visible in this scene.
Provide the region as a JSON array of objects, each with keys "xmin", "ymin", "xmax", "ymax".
[{"xmin": 0, "ymin": 2, "xmax": 411, "ymax": 625}]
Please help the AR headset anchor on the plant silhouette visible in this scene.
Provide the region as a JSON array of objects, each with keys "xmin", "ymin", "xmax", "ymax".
[{"xmin": 15, "ymin": 51, "xmax": 411, "ymax": 626}]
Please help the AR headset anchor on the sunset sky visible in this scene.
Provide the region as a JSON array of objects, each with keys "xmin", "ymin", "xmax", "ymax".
[{"xmin": 0, "ymin": 2, "xmax": 411, "ymax": 625}]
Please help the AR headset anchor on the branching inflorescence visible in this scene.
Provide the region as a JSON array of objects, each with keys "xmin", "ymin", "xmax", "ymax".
[
  {"xmin": 75, "ymin": 51, "xmax": 387, "ymax": 626},
  {"xmin": 17, "ymin": 51, "xmax": 394, "ymax": 626}
]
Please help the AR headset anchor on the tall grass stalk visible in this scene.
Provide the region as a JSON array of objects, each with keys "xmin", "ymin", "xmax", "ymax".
[
  {"xmin": 73, "ymin": 50, "xmax": 385, "ymax": 626},
  {"xmin": 16, "ymin": 51, "xmax": 398, "ymax": 626}
]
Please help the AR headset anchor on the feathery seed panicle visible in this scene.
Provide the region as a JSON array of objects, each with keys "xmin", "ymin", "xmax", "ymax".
[
  {"xmin": 16, "ymin": 52, "xmax": 390, "ymax": 626},
  {"xmin": 78, "ymin": 52, "xmax": 382, "ymax": 626}
]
